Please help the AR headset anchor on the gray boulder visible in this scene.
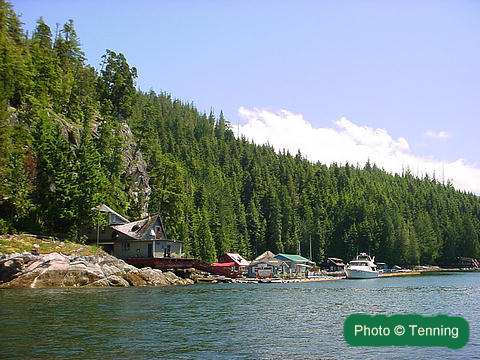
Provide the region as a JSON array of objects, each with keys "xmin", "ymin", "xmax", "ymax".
[{"xmin": 0, "ymin": 252, "xmax": 193, "ymax": 288}]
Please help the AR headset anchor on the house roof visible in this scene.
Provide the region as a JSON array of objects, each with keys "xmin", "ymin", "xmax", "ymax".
[
  {"xmin": 111, "ymin": 214, "xmax": 170, "ymax": 242},
  {"xmin": 254, "ymin": 251, "xmax": 276, "ymax": 262},
  {"xmin": 275, "ymin": 253, "xmax": 313, "ymax": 263},
  {"xmin": 93, "ymin": 204, "xmax": 129, "ymax": 224},
  {"xmin": 223, "ymin": 253, "xmax": 249, "ymax": 266},
  {"xmin": 327, "ymin": 257, "xmax": 345, "ymax": 266},
  {"xmin": 249, "ymin": 258, "xmax": 286, "ymax": 267},
  {"xmin": 211, "ymin": 262, "xmax": 236, "ymax": 267}
]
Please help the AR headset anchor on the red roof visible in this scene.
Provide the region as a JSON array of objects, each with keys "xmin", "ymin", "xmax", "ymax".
[
  {"xmin": 221, "ymin": 253, "xmax": 250, "ymax": 266},
  {"xmin": 210, "ymin": 262, "xmax": 235, "ymax": 267}
]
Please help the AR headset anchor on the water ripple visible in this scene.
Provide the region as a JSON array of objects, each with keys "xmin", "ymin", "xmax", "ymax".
[{"xmin": 0, "ymin": 272, "xmax": 479, "ymax": 359}]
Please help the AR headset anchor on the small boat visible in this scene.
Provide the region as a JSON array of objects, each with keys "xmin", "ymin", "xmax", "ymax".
[{"xmin": 345, "ymin": 253, "xmax": 379, "ymax": 279}]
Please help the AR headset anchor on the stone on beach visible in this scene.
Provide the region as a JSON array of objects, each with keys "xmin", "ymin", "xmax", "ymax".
[{"xmin": 0, "ymin": 252, "xmax": 194, "ymax": 288}]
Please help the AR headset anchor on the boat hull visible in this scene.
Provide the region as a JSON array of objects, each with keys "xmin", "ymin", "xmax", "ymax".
[{"xmin": 345, "ymin": 268, "xmax": 379, "ymax": 279}]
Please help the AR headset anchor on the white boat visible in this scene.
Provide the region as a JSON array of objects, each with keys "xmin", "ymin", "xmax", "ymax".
[{"xmin": 345, "ymin": 253, "xmax": 379, "ymax": 279}]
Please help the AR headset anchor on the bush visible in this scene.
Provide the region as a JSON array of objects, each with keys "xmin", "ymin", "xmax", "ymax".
[{"xmin": 0, "ymin": 219, "xmax": 15, "ymax": 234}]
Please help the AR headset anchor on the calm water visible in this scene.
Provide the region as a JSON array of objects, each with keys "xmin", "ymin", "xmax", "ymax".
[{"xmin": 1, "ymin": 272, "xmax": 479, "ymax": 359}]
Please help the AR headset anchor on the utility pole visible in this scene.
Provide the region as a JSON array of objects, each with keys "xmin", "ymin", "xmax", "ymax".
[
  {"xmin": 309, "ymin": 235, "xmax": 312, "ymax": 261},
  {"xmin": 96, "ymin": 208, "xmax": 100, "ymax": 247}
]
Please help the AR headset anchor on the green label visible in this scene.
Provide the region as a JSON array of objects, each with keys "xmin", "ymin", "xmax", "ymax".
[{"xmin": 344, "ymin": 314, "xmax": 469, "ymax": 349}]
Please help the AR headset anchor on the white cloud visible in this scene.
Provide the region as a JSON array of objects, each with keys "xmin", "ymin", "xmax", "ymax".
[
  {"xmin": 232, "ymin": 107, "xmax": 480, "ymax": 194},
  {"xmin": 426, "ymin": 130, "xmax": 451, "ymax": 140}
]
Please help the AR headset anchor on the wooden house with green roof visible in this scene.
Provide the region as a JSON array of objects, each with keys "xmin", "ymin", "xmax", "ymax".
[{"xmin": 274, "ymin": 253, "xmax": 315, "ymax": 275}]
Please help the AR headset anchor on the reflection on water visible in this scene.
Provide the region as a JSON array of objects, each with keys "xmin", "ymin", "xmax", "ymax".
[{"xmin": 1, "ymin": 273, "xmax": 479, "ymax": 359}]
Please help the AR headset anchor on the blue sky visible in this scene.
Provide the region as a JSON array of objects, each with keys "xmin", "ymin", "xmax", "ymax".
[{"xmin": 12, "ymin": 0, "xmax": 480, "ymax": 192}]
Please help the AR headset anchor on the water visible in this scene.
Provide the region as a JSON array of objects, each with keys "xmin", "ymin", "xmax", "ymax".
[{"xmin": 1, "ymin": 272, "xmax": 479, "ymax": 359}]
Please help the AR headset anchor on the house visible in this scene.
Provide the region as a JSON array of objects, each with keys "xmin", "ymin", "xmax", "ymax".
[
  {"xmin": 248, "ymin": 251, "xmax": 288, "ymax": 278},
  {"xmin": 274, "ymin": 253, "xmax": 315, "ymax": 275},
  {"xmin": 211, "ymin": 253, "xmax": 250, "ymax": 275},
  {"xmin": 111, "ymin": 214, "xmax": 182, "ymax": 259},
  {"xmin": 323, "ymin": 257, "xmax": 345, "ymax": 272}
]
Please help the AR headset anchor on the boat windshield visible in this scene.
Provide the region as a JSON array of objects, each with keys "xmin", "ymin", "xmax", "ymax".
[{"xmin": 350, "ymin": 262, "xmax": 369, "ymax": 266}]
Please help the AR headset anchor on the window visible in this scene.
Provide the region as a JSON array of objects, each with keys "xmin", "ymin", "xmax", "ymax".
[{"xmin": 122, "ymin": 242, "xmax": 130, "ymax": 251}]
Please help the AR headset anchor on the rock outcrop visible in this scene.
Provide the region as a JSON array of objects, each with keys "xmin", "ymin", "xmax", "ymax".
[
  {"xmin": 48, "ymin": 111, "xmax": 151, "ymax": 217},
  {"xmin": 0, "ymin": 252, "xmax": 193, "ymax": 288}
]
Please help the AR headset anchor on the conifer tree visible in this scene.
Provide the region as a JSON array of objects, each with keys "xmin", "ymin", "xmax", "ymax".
[
  {"xmin": 74, "ymin": 119, "xmax": 106, "ymax": 237},
  {"xmin": 98, "ymin": 49, "xmax": 137, "ymax": 121}
]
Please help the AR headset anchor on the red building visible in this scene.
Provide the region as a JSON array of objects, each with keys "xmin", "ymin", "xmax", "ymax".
[{"xmin": 211, "ymin": 253, "xmax": 250, "ymax": 276}]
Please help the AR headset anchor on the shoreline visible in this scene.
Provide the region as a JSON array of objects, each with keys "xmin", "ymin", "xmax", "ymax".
[
  {"xmin": 1, "ymin": 233, "xmax": 478, "ymax": 288},
  {"xmin": 0, "ymin": 251, "xmax": 194, "ymax": 288},
  {"xmin": 233, "ymin": 268, "xmax": 479, "ymax": 284}
]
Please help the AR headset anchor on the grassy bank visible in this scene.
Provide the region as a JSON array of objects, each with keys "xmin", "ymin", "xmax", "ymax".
[{"xmin": 0, "ymin": 234, "xmax": 106, "ymax": 256}]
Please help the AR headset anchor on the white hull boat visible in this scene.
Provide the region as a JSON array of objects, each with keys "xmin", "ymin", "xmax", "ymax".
[{"xmin": 345, "ymin": 253, "xmax": 379, "ymax": 279}]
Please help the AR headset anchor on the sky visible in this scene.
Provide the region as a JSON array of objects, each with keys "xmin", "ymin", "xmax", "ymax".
[{"xmin": 12, "ymin": 0, "xmax": 480, "ymax": 193}]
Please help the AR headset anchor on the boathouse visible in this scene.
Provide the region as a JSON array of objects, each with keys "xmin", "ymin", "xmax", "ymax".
[
  {"xmin": 248, "ymin": 251, "xmax": 288, "ymax": 278},
  {"xmin": 111, "ymin": 214, "xmax": 182, "ymax": 259},
  {"xmin": 274, "ymin": 253, "xmax": 315, "ymax": 275},
  {"xmin": 211, "ymin": 253, "xmax": 250, "ymax": 275}
]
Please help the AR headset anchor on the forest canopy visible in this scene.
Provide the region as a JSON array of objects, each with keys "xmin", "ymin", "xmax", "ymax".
[{"xmin": 0, "ymin": 1, "xmax": 479, "ymax": 265}]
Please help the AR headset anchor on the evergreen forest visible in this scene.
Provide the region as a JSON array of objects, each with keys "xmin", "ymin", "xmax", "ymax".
[{"xmin": 1, "ymin": 1, "xmax": 479, "ymax": 265}]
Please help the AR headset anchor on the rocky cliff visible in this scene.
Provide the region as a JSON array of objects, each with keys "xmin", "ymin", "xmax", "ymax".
[{"xmin": 0, "ymin": 252, "xmax": 193, "ymax": 288}]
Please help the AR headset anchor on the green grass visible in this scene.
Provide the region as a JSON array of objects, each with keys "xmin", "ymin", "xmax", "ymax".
[{"xmin": 0, "ymin": 234, "xmax": 106, "ymax": 256}]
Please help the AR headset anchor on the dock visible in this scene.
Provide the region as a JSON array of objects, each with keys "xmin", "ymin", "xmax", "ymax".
[
  {"xmin": 124, "ymin": 257, "xmax": 424, "ymax": 283},
  {"xmin": 253, "ymin": 271, "xmax": 423, "ymax": 283},
  {"xmin": 124, "ymin": 257, "xmax": 244, "ymax": 278},
  {"xmin": 379, "ymin": 271, "xmax": 421, "ymax": 277}
]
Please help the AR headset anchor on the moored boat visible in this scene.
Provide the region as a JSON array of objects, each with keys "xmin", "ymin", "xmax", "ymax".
[{"xmin": 345, "ymin": 253, "xmax": 379, "ymax": 279}]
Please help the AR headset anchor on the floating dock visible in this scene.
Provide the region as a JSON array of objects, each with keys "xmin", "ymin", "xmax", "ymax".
[{"xmin": 379, "ymin": 271, "xmax": 421, "ymax": 277}]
